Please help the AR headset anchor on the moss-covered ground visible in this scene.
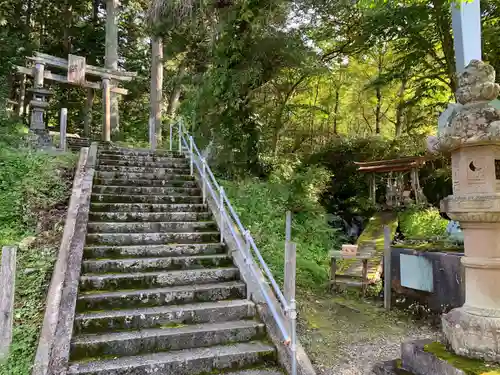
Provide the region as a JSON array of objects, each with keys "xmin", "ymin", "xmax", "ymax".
[{"xmin": 424, "ymin": 342, "xmax": 500, "ymax": 375}]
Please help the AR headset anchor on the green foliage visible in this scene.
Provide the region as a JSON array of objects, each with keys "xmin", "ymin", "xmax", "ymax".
[
  {"xmin": 0, "ymin": 118, "xmax": 76, "ymax": 374},
  {"xmin": 0, "ymin": 240, "xmax": 58, "ymax": 375},
  {"xmin": 398, "ymin": 207, "xmax": 448, "ymax": 239},
  {"xmin": 0, "ymin": 148, "xmax": 75, "ymax": 245},
  {"xmin": 222, "ymin": 166, "xmax": 344, "ymax": 290}
]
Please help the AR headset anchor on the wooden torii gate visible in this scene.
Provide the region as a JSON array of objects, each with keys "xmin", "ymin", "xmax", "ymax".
[{"xmin": 16, "ymin": 52, "xmax": 137, "ymax": 142}]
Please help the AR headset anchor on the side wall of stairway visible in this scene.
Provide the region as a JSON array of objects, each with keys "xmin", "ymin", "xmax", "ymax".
[
  {"xmin": 32, "ymin": 143, "xmax": 98, "ymax": 375},
  {"xmin": 194, "ymin": 174, "xmax": 317, "ymax": 375}
]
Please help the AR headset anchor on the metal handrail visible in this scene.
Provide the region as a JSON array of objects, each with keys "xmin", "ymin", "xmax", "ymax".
[{"xmin": 170, "ymin": 120, "xmax": 297, "ymax": 375}]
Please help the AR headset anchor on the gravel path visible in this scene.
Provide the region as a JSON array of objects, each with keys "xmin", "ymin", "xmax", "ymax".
[
  {"xmin": 314, "ymin": 325, "xmax": 438, "ymax": 375},
  {"xmin": 298, "ymin": 294, "xmax": 440, "ymax": 375}
]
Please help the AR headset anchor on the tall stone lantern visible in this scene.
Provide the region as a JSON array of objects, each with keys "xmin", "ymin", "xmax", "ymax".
[
  {"xmin": 440, "ymin": 60, "xmax": 500, "ymax": 362},
  {"xmin": 27, "ymin": 60, "xmax": 53, "ymax": 148}
]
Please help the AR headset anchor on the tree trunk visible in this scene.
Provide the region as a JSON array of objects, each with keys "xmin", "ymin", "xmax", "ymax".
[
  {"xmin": 93, "ymin": 0, "xmax": 99, "ymax": 23},
  {"xmin": 105, "ymin": 0, "xmax": 119, "ymax": 136},
  {"xmin": 63, "ymin": 0, "xmax": 73, "ymax": 54},
  {"xmin": 375, "ymin": 50, "xmax": 384, "ymax": 134},
  {"xmin": 375, "ymin": 86, "xmax": 382, "ymax": 134},
  {"xmin": 432, "ymin": 0, "xmax": 457, "ymax": 92},
  {"xmin": 83, "ymin": 88, "xmax": 95, "ymax": 137},
  {"xmin": 166, "ymin": 60, "xmax": 186, "ymax": 117},
  {"xmin": 150, "ymin": 37, "xmax": 163, "ymax": 149},
  {"xmin": 25, "ymin": 0, "xmax": 32, "ymax": 40},
  {"xmin": 395, "ymin": 79, "xmax": 407, "ymax": 137},
  {"xmin": 18, "ymin": 74, "xmax": 26, "ymax": 117},
  {"xmin": 333, "ymin": 88, "xmax": 340, "ymax": 134}
]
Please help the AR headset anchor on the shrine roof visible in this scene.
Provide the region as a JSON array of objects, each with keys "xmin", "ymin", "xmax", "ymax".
[{"xmin": 354, "ymin": 156, "xmax": 428, "ymax": 173}]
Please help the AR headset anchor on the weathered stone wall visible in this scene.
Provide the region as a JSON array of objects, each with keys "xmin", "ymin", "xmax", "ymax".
[{"xmin": 391, "ymin": 248, "xmax": 465, "ymax": 313}]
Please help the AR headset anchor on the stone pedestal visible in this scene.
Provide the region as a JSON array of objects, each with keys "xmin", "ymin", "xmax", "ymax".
[{"xmin": 438, "ymin": 60, "xmax": 500, "ymax": 362}]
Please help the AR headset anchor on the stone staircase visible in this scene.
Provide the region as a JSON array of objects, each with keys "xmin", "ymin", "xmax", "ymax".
[
  {"xmin": 67, "ymin": 147, "xmax": 283, "ymax": 375},
  {"xmin": 67, "ymin": 136, "xmax": 92, "ymax": 152}
]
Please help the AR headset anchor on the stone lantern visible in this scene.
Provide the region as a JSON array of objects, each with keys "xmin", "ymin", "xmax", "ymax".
[
  {"xmin": 439, "ymin": 60, "xmax": 500, "ymax": 362},
  {"xmin": 27, "ymin": 60, "xmax": 53, "ymax": 148}
]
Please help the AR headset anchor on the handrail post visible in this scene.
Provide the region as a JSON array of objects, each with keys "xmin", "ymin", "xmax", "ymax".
[
  {"xmin": 189, "ymin": 136, "xmax": 194, "ymax": 176},
  {"xmin": 244, "ymin": 230, "xmax": 253, "ymax": 300},
  {"xmin": 201, "ymin": 157, "xmax": 207, "ymax": 204},
  {"xmin": 178, "ymin": 120, "xmax": 182, "ymax": 152},
  {"xmin": 169, "ymin": 122, "xmax": 173, "ymax": 151},
  {"xmin": 219, "ymin": 186, "xmax": 225, "ymax": 244},
  {"xmin": 59, "ymin": 108, "xmax": 67, "ymax": 151},
  {"xmin": 290, "ymin": 298, "xmax": 297, "ymax": 375}
]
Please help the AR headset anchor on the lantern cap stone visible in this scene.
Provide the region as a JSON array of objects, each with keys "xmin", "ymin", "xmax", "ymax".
[{"xmin": 437, "ymin": 60, "xmax": 500, "ymax": 150}]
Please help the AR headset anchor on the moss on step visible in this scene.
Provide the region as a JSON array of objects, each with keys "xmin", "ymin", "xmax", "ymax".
[
  {"xmin": 424, "ymin": 342, "xmax": 500, "ymax": 375},
  {"xmin": 392, "ymin": 240, "xmax": 463, "ymax": 252},
  {"xmin": 160, "ymin": 322, "xmax": 188, "ymax": 329}
]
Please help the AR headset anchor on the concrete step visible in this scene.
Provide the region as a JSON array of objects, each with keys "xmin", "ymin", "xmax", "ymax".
[
  {"xmin": 79, "ymin": 267, "xmax": 240, "ymax": 291},
  {"xmin": 226, "ymin": 369, "xmax": 284, "ymax": 375},
  {"xmin": 83, "ymin": 243, "xmax": 225, "ymax": 259},
  {"xmin": 91, "ymin": 194, "xmax": 202, "ymax": 204},
  {"xmin": 88, "ymin": 211, "xmax": 212, "ymax": 223},
  {"xmin": 98, "ymin": 149, "xmax": 184, "ymax": 158},
  {"xmin": 74, "ymin": 300, "xmax": 255, "ymax": 334},
  {"xmin": 77, "ymin": 281, "xmax": 246, "ymax": 311},
  {"xmin": 86, "ymin": 232, "xmax": 220, "ymax": 246},
  {"xmin": 71, "ymin": 320, "xmax": 265, "ymax": 360},
  {"xmin": 92, "ymin": 185, "xmax": 201, "ymax": 196},
  {"xmin": 90, "ymin": 203, "xmax": 208, "ymax": 213},
  {"xmin": 81, "ymin": 255, "xmax": 233, "ymax": 273},
  {"xmin": 87, "ymin": 221, "xmax": 217, "ymax": 234},
  {"xmin": 96, "ymin": 171, "xmax": 194, "ymax": 180},
  {"xmin": 97, "ymin": 165, "xmax": 191, "ymax": 175},
  {"xmin": 93, "ymin": 178, "xmax": 198, "ymax": 188},
  {"xmin": 67, "ymin": 342, "xmax": 276, "ymax": 375},
  {"xmin": 98, "ymin": 158, "xmax": 189, "ymax": 168}
]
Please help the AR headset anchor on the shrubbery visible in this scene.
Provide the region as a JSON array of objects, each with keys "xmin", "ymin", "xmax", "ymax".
[
  {"xmin": 0, "ymin": 116, "xmax": 76, "ymax": 374},
  {"xmin": 222, "ymin": 161, "xmax": 343, "ymax": 291},
  {"xmin": 398, "ymin": 207, "xmax": 448, "ymax": 239}
]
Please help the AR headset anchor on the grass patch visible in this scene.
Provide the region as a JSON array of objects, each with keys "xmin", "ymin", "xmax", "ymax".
[
  {"xmin": 222, "ymin": 176, "xmax": 343, "ymax": 291},
  {"xmin": 424, "ymin": 342, "xmax": 500, "ymax": 375},
  {"xmin": 0, "ymin": 119, "xmax": 77, "ymax": 374}
]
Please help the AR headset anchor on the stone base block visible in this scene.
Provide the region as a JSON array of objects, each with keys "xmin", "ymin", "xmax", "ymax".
[
  {"xmin": 372, "ymin": 360, "xmax": 413, "ymax": 375},
  {"xmin": 442, "ymin": 306, "xmax": 500, "ymax": 362},
  {"xmin": 401, "ymin": 340, "xmax": 466, "ymax": 375},
  {"xmin": 25, "ymin": 129, "xmax": 54, "ymax": 149}
]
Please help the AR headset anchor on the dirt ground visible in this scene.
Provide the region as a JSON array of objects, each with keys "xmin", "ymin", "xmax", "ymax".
[{"xmin": 298, "ymin": 292, "xmax": 440, "ymax": 375}]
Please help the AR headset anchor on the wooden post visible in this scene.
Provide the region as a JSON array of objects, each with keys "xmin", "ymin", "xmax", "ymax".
[
  {"xmin": 384, "ymin": 225, "xmax": 392, "ymax": 310},
  {"xmin": 0, "ymin": 246, "xmax": 17, "ymax": 360},
  {"xmin": 102, "ymin": 78, "xmax": 111, "ymax": 142},
  {"xmin": 330, "ymin": 257, "xmax": 337, "ymax": 292},
  {"xmin": 18, "ymin": 74, "xmax": 26, "ymax": 117},
  {"xmin": 83, "ymin": 88, "xmax": 95, "ymax": 138},
  {"xmin": 34, "ymin": 62, "xmax": 45, "ymax": 88},
  {"xmin": 150, "ymin": 37, "xmax": 163, "ymax": 148},
  {"xmin": 60, "ymin": 108, "xmax": 67, "ymax": 151},
  {"xmin": 284, "ymin": 242, "xmax": 297, "ymax": 305},
  {"xmin": 361, "ymin": 259, "xmax": 368, "ymax": 297},
  {"xmin": 105, "ymin": 0, "xmax": 119, "ymax": 133},
  {"xmin": 285, "ymin": 211, "xmax": 292, "ymax": 243},
  {"xmin": 370, "ymin": 173, "xmax": 377, "ymax": 204}
]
